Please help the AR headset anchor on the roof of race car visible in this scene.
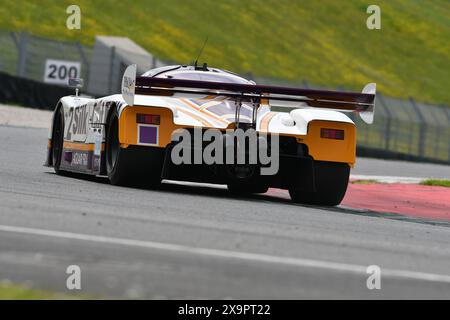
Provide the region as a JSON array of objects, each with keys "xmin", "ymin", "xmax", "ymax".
[{"xmin": 141, "ymin": 65, "xmax": 253, "ymax": 85}]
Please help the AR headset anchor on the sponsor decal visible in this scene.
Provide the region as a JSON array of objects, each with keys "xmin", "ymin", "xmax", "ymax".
[
  {"xmin": 65, "ymin": 103, "xmax": 89, "ymax": 141},
  {"xmin": 71, "ymin": 152, "xmax": 88, "ymax": 166},
  {"xmin": 64, "ymin": 151, "xmax": 72, "ymax": 163},
  {"xmin": 65, "ymin": 100, "xmax": 111, "ymax": 142},
  {"xmin": 92, "ymin": 155, "xmax": 101, "ymax": 172},
  {"xmin": 138, "ymin": 124, "xmax": 159, "ymax": 146},
  {"xmin": 94, "ymin": 131, "xmax": 102, "ymax": 156},
  {"xmin": 122, "ymin": 65, "xmax": 137, "ymax": 106}
]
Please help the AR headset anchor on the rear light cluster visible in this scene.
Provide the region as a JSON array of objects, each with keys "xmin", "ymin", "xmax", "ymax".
[
  {"xmin": 320, "ymin": 128, "xmax": 344, "ymax": 140},
  {"xmin": 136, "ymin": 114, "xmax": 160, "ymax": 125}
]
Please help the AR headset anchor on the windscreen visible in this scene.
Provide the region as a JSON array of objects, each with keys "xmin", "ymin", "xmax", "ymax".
[{"xmin": 161, "ymin": 71, "xmax": 251, "ymax": 84}]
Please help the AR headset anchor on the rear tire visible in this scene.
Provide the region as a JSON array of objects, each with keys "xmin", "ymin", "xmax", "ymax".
[
  {"xmin": 51, "ymin": 108, "xmax": 64, "ymax": 175},
  {"xmin": 105, "ymin": 109, "xmax": 163, "ymax": 187},
  {"xmin": 289, "ymin": 161, "xmax": 349, "ymax": 206}
]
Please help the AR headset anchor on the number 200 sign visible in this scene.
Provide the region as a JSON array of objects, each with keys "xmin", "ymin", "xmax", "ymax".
[{"xmin": 44, "ymin": 59, "xmax": 81, "ymax": 85}]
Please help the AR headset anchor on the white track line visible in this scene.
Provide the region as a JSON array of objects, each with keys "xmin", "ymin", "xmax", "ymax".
[
  {"xmin": 350, "ymin": 174, "xmax": 426, "ymax": 184},
  {"xmin": 162, "ymin": 179, "xmax": 227, "ymax": 189},
  {"xmin": 0, "ymin": 224, "xmax": 449, "ymax": 284}
]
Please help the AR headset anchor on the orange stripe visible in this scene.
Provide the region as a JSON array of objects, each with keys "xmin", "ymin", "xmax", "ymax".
[
  {"xmin": 259, "ymin": 112, "xmax": 276, "ymax": 132},
  {"xmin": 197, "ymin": 95, "xmax": 227, "ymax": 102},
  {"xmin": 177, "ymin": 108, "xmax": 213, "ymax": 127},
  {"xmin": 63, "ymin": 141, "xmax": 105, "ymax": 152},
  {"xmin": 180, "ymin": 98, "xmax": 229, "ymax": 125}
]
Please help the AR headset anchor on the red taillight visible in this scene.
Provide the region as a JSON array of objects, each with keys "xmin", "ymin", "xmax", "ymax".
[
  {"xmin": 136, "ymin": 114, "xmax": 160, "ymax": 125},
  {"xmin": 321, "ymin": 128, "xmax": 344, "ymax": 140}
]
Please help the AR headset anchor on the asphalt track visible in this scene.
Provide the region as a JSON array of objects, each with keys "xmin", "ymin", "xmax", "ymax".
[
  {"xmin": 0, "ymin": 125, "xmax": 449, "ymax": 299},
  {"xmin": 352, "ymin": 158, "xmax": 450, "ymax": 180}
]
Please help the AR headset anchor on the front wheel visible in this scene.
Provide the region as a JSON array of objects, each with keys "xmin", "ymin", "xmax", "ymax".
[{"xmin": 289, "ymin": 161, "xmax": 350, "ymax": 206}]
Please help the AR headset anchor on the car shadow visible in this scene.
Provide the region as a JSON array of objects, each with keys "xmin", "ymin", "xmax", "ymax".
[{"xmin": 44, "ymin": 170, "xmax": 449, "ymax": 227}]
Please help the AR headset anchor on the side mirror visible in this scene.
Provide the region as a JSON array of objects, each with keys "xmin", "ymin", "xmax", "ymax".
[{"xmin": 68, "ymin": 78, "xmax": 84, "ymax": 96}]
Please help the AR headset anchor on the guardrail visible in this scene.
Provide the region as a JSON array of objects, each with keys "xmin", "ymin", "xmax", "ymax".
[{"xmin": 0, "ymin": 31, "xmax": 449, "ymax": 163}]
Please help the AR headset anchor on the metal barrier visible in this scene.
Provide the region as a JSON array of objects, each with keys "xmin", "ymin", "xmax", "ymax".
[
  {"xmin": 353, "ymin": 95, "xmax": 450, "ymax": 162},
  {"xmin": 0, "ymin": 31, "xmax": 19, "ymax": 75},
  {"xmin": 0, "ymin": 31, "xmax": 92, "ymax": 84},
  {"xmin": 1, "ymin": 31, "xmax": 449, "ymax": 163}
]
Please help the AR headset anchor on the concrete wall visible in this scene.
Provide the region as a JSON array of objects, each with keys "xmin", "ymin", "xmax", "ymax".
[{"xmin": 87, "ymin": 36, "xmax": 156, "ymax": 96}]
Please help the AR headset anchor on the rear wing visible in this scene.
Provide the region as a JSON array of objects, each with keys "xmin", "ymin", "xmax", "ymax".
[{"xmin": 122, "ymin": 64, "xmax": 376, "ymax": 124}]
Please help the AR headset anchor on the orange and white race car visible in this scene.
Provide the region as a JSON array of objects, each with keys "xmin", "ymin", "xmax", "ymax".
[{"xmin": 46, "ymin": 64, "xmax": 376, "ymax": 206}]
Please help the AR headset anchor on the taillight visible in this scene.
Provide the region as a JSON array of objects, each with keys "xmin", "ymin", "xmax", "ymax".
[
  {"xmin": 321, "ymin": 128, "xmax": 344, "ymax": 140},
  {"xmin": 136, "ymin": 114, "xmax": 160, "ymax": 125}
]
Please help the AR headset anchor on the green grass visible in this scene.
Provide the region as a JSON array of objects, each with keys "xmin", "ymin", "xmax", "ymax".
[
  {"xmin": 351, "ymin": 179, "xmax": 380, "ymax": 184},
  {"xmin": 0, "ymin": 282, "xmax": 85, "ymax": 300},
  {"xmin": 0, "ymin": 0, "xmax": 449, "ymax": 104},
  {"xmin": 420, "ymin": 179, "xmax": 450, "ymax": 187}
]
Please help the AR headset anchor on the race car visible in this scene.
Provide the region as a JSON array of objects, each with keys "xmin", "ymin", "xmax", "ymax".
[{"xmin": 45, "ymin": 64, "xmax": 376, "ymax": 206}]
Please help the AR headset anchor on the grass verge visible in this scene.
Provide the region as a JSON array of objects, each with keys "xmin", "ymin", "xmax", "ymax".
[
  {"xmin": 350, "ymin": 179, "xmax": 380, "ymax": 185},
  {"xmin": 420, "ymin": 179, "xmax": 450, "ymax": 188},
  {"xmin": 0, "ymin": 282, "xmax": 85, "ymax": 300}
]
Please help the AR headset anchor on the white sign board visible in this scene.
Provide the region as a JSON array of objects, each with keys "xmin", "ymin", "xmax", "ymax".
[{"xmin": 44, "ymin": 59, "xmax": 81, "ymax": 85}]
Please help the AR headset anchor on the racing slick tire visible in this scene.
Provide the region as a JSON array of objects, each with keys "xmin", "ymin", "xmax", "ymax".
[
  {"xmin": 289, "ymin": 161, "xmax": 350, "ymax": 206},
  {"xmin": 105, "ymin": 109, "xmax": 163, "ymax": 187},
  {"xmin": 51, "ymin": 107, "xmax": 64, "ymax": 175}
]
